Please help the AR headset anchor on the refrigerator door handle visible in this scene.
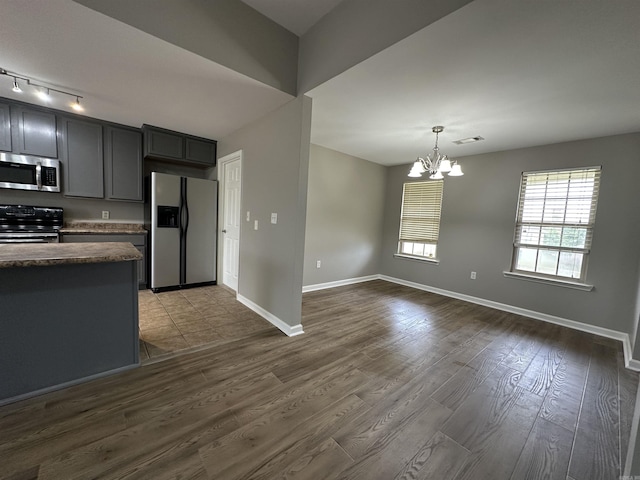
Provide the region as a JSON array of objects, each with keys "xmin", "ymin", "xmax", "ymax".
[
  {"xmin": 179, "ymin": 177, "xmax": 188, "ymax": 285},
  {"xmin": 183, "ymin": 188, "xmax": 190, "ymax": 237}
]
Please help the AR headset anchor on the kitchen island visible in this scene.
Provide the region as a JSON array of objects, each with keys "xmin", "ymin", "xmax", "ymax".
[{"xmin": 0, "ymin": 243, "xmax": 141, "ymax": 405}]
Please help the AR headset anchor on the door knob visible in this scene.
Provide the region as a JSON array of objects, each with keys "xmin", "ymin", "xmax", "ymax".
[{"xmin": 222, "ymin": 229, "xmax": 227, "ymax": 233}]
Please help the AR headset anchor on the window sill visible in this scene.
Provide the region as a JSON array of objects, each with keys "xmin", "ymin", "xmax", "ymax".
[
  {"xmin": 503, "ymin": 271, "xmax": 594, "ymax": 291},
  {"xmin": 394, "ymin": 254, "xmax": 440, "ymax": 265}
]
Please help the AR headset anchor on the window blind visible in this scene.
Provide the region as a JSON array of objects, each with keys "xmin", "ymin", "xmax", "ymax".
[
  {"xmin": 399, "ymin": 181, "xmax": 443, "ymax": 244},
  {"xmin": 514, "ymin": 167, "xmax": 601, "ymax": 253}
]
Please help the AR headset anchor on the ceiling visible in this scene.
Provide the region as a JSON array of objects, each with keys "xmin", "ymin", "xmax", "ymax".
[
  {"xmin": 307, "ymin": 1, "xmax": 640, "ymax": 165},
  {"xmin": 240, "ymin": 0, "xmax": 344, "ymax": 36},
  {"xmin": 0, "ymin": 0, "xmax": 293, "ymax": 141},
  {"xmin": 0, "ymin": 1, "xmax": 638, "ymax": 168}
]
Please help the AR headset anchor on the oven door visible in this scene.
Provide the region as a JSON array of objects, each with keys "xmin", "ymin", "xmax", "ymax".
[{"xmin": 0, "ymin": 232, "xmax": 59, "ymax": 244}]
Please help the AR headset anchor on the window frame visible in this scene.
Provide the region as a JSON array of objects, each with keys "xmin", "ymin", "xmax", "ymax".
[
  {"xmin": 397, "ymin": 180, "xmax": 444, "ymax": 261},
  {"xmin": 509, "ymin": 166, "xmax": 601, "ymax": 284}
]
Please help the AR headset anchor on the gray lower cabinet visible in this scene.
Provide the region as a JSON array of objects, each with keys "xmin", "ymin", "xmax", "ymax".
[
  {"xmin": 1, "ymin": 259, "xmax": 139, "ymax": 403},
  {"xmin": 61, "ymin": 233, "xmax": 147, "ymax": 288},
  {"xmin": 0, "ymin": 103, "xmax": 11, "ymax": 152},
  {"xmin": 11, "ymin": 106, "xmax": 58, "ymax": 158},
  {"xmin": 59, "ymin": 117, "xmax": 104, "ymax": 198},
  {"xmin": 104, "ymin": 127, "xmax": 143, "ymax": 202}
]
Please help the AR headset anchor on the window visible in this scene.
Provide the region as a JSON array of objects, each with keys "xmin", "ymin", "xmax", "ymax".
[
  {"xmin": 398, "ymin": 180, "xmax": 443, "ymax": 259},
  {"xmin": 511, "ymin": 167, "xmax": 601, "ymax": 282}
]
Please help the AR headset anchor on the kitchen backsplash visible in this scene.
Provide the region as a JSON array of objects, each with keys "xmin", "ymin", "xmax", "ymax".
[{"xmin": 0, "ymin": 188, "xmax": 144, "ymax": 222}]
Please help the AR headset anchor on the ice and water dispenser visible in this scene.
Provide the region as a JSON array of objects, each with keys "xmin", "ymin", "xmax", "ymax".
[{"xmin": 157, "ymin": 206, "xmax": 179, "ymax": 228}]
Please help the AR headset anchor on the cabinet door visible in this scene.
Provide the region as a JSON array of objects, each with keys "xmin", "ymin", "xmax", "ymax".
[
  {"xmin": 0, "ymin": 103, "xmax": 11, "ymax": 152},
  {"xmin": 185, "ymin": 137, "xmax": 216, "ymax": 166},
  {"xmin": 59, "ymin": 117, "xmax": 104, "ymax": 198},
  {"xmin": 12, "ymin": 107, "xmax": 58, "ymax": 157},
  {"xmin": 136, "ymin": 245, "xmax": 147, "ymax": 288},
  {"xmin": 105, "ymin": 127, "xmax": 143, "ymax": 201},
  {"xmin": 145, "ymin": 127, "xmax": 183, "ymax": 160}
]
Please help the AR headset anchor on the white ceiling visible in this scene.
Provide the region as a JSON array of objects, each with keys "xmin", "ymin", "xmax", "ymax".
[
  {"xmin": 308, "ymin": 0, "xmax": 640, "ymax": 165},
  {"xmin": 1, "ymin": 1, "xmax": 638, "ymax": 168},
  {"xmin": 0, "ymin": 0, "xmax": 293, "ymax": 141},
  {"xmin": 241, "ymin": 0, "xmax": 344, "ymax": 36}
]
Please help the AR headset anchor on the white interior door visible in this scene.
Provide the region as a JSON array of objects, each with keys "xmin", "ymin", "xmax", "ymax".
[{"xmin": 219, "ymin": 152, "xmax": 242, "ymax": 291}]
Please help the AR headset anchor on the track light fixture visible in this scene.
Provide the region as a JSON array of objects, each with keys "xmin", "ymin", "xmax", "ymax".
[
  {"xmin": 1, "ymin": 67, "xmax": 84, "ymax": 111},
  {"xmin": 72, "ymin": 96, "xmax": 83, "ymax": 112},
  {"xmin": 36, "ymin": 88, "xmax": 50, "ymax": 101}
]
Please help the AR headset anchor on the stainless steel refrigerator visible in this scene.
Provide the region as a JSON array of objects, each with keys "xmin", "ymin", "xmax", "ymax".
[{"xmin": 149, "ymin": 172, "xmax": 217, "ymax": 292}]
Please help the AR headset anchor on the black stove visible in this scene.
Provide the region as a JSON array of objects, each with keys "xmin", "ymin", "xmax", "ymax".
[{"xmin": 0, "ymin": 204, "xmax": 63, "ymax": 243}]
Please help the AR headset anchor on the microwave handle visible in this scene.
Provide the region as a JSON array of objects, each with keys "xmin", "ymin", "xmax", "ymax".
[{"xmin": 35, "ymin": 162, "xmax": 42, "ymax": 190}]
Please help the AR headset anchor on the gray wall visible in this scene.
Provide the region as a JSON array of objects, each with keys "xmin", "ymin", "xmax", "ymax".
[
  {"xmin": 0, "ymin": 189, "xmax": 143, "ymax": 222},
  {"xmin": 218, "ymin": 96, "xmax": 312, "ymax": 328},
  {"xmin": 303, "ymin": 144, "xmax": 386, "ymax": 286},
  {"xmin": 298, "ymin": 0, "xmax": 473, "ymax": 93},
  {"xmin": 381, "ymin": 133, "xmax": 640, "ymax": 342},
  {"xmin": 76, "ymin": 0, "xmax": 299, "ymax": 95}
]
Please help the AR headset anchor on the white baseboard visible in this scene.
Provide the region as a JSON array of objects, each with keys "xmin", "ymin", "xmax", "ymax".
[
  {"xmin": 302, "ymin": 275, "xmax": 380, "ymax": 293},
  {"xmin": 303, "ymin": 273, "xmax": 638, "ymax": 369},
  {"xmin": 304, "ymin": 273, "xmax": 638, "ymax": 371},
  {"xmin": 379, "ymin": 274, "xmax": 637, "ymax": 371},
  {"xmin": 237, "ymin": 294, "xmax": 304, "ymax": 337}
]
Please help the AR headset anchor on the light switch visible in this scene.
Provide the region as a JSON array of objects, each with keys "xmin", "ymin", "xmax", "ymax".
[
  {"xmin": 271, "ymin": 213, "xmax": 278, "ymax": 224},
  {"xmin": 246, "ymin": 211, "xmax": 251, "ymax": 222},
  {"xmin": 254, "ymin": 220, "xmax": 258, "ymax": 230}
]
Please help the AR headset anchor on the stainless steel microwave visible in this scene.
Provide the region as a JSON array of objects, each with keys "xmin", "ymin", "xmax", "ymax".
[{"xmin": 0, "ymin": 153, "xmax": 61, "ymax": 192}]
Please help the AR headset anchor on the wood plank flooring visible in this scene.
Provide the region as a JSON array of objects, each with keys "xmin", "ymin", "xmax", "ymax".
[{"xmin": 1, "ymin": 280, "xmax": 637, "ymax": 479}]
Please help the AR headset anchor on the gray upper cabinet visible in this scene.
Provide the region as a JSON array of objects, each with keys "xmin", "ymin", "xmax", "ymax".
[
  {"xmin": 143, "ymin": 124, "xmax": 216, "ymax": 167},
  {"xmin": 11, "ymin": 106, "xmax": 58, "ymax": 158},
  {"xmin": 0, "ymin": 103, "xmax": 11, "ymax": 152},
  {"xmin": 143, "ymin": 126, "xmax": 184, "ymax": 160},
  {"xmin": 59, "ymin": 117, "xmax": 104, "ymax": 198},
  {"xmin": 185, "ymin": 137, "xmax": 216, "ymax": 165},
  {"xmin": 105, "ymin": 126, "xmax": 143, "ymax": 202}
]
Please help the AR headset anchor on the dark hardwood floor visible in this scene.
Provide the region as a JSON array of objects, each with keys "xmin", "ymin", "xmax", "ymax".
[{"xmin": 1, "ymin": 280, "xmax": 637, "ymax": 479}]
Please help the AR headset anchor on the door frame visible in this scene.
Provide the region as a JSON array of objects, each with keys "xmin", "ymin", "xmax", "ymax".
[{"xmin": 217, "ymin": 150, "xmax": 243, "ymax": 292}]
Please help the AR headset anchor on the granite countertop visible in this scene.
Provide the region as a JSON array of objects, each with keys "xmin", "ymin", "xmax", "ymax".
[
  {"xmin": 0, "ymin": 242, "xmax": 142, "ymax": 268},
  {"xmin": 60, "ymin": 222, "xmax": 147, "ymax": 235}
]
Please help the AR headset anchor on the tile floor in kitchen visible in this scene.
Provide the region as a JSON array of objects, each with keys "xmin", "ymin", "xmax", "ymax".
[{"xmin": 138, "ymin": 285, "xmax": 276, "ymax": 361}]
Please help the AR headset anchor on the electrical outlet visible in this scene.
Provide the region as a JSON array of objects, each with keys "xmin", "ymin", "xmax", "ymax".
[
  {"xmin": 316, "ymin": 260, "xmax": 321, "ymax": 268},
  {"xmin": 246, "ymin": 211, "xmax": 250, "ymax": 222},
  {"xmin": 271, "ymin": 213, "xmax": 278, "ymax": 224},
  {"xmin": 470, "ymin": 271, "xmax": 477, "ymax": 280},
  {"xmin": 254, "ymin": 220, "xmax": 258, "ymax": 230},
  {"xmin": 101, "ymin": 210, "xmax": 110, "ymax": 220}
]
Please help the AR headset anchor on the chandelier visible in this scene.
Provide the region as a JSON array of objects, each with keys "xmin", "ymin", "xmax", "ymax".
[{"xmin": 408, "ymin": 126, "xmax": 463, "ymax": 179}]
